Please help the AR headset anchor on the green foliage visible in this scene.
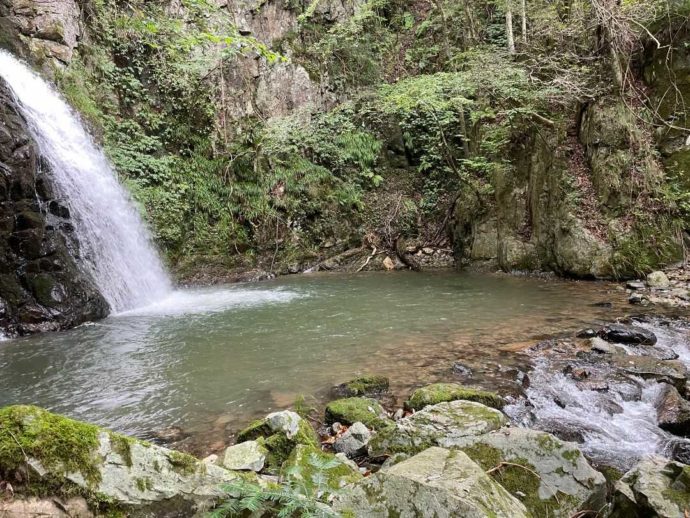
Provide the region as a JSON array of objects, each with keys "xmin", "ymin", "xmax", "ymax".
[{"xmin": 210, "ymin": 452, "xmax": 344, "ymax": 517}]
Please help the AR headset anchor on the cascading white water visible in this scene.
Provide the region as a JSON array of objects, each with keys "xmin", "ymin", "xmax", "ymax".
[{"xmin": 0, "ymin": 51, "xmax": 172, "ymax": 312}]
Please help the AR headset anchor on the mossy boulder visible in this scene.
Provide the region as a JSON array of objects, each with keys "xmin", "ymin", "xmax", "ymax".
[
  {"xmin": 406, "ymin": 383, "xmax": 505, "ymax": 411},
  {"xmin": 325, "ymin": 397, "xmax": 392, "ymax": 430},
  {"xmin": 611, "ymin": 456, "xmax": 690, "ymax": 517},
  {"xmin": 456, "ymin": 428, "xmax": 607, "ymax": 518},
  {"xmin": 368, "ymin": 400, "xmax": 507, "ymax": 457},
  {"xmin": 282, "ymin": 444, "xmax": 362, "ymax": 494},
  {"xmin": 333, "ymin": 375, "xmax": 390, "ymax": 398},
  {"xmin": 236, "ymin": 410, "xmax": 319, "ymax": 474},
  {"xmin": 0, "ymin": 405, "xmax": 237, "ymax": 514},
  {"xmin": 334, "ymin": 447, "xmax": 529, "ymax": 517}
]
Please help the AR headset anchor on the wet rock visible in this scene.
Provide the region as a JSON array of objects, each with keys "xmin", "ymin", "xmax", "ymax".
[
  {"xmin": 655, "ymin": 384, "xmax": 690, "ymax": 437},
  {"xmin": 611, "ymin": 456, "xmax": 690, "ymax": 517},
  {"xmin": 457, "ymin": 428, "xmax": 607, "ymax": 518},
  {"xmin": 647, "ymin": 271, "xmax": 671, "ymax": 288},
  {"xmin": 451, "ymin": 361, "xmax": 473, "ymax": 377},
  {"xmin": 236, "ymin": 410, "xmax": 319, "ymax": 473},
  {"xmin": 150, "ymin": 425, "xmax": 188, "ymax": 444},
  {"xmin": 667, "ymin": 438, "xmax": 690, "ymax": 464},
  {"xmin": 334, "ymin": 447, "xmax": 529, "ymax": 517},
  {"xmin": 576, "ymin": 380, "xmax": 610, "ymax": 392},
  {"xmin": 590, "ymin": 336, "xmax": 621, "ymax": 354},
  {"xmin": 332, "ymin": 375, "xmax": 389, "ymax": 398},
  {"xmin": 368, "ymin": 400, "xmax": 507, "ymax": 457},
  {"xmin": 626, "ymin": 280, "xmax": 647, "ymax": 290},
  {"xmin": 628, "ymin": 293, "xmax": 651, "ymax": 306},
  {"xmin": 599, "ymin": 324, "xmax": 657, "ymax": 345},
  {"xmin": 0, "ymin": 406, "xmax": 237, "ymax": 514},
  {"xmin": 590, "ymin": 301, "xmax": 613, "ymax": 307},
  {"xmin": 610, "ymin": 355, "xmax": 688, "ymax": 391},
  {"xmin": 405, "ymin": 383, "xmax": 505, "ymax": 411},
  {"xmin": 334, "ymin": 422, "xmax": 370, "ymax": 458},
  {"xmin": 577, "ymin": 328, "xmax": 597, "ymax": 338},
  {"xmin": 219, "ymin": 440, "xmax": 267, "ymax": 472},
  {"xmin": 325, "ymin": 397, "xmax": 392, "ymax": 430},
  {"xmin": 517, "ymin": 370, "xmax": 530, "ymax": 389}
]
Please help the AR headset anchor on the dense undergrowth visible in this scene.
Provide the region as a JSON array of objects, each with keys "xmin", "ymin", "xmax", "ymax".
[{"xmin": 54, "ymin": 0, "xmax": 690, "ymax": 277}]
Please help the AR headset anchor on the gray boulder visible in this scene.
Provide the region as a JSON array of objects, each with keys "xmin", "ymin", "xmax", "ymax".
[
  {"xmin": 456, "ymin": 428, "xmax": 607, "ymax": 518},
  {"xmin": 611, "ymin": 456, "xmax": 690, "ymax": 517},
  {"xmin": 647, "ymin": 271, "xmax": 671, "ymax": 288},
  {"xmin": 219, "ymin": 440, "xmax": 267, "ymax": 472},
  {"xmin": 368, "ymin": 400, "xmax": 507, "ymax": 457},
  {"xmin": 655, "ymin": 384, "xmax": 690, "ymax": 436},
  {"xmin": 334, "ymin": 447, "xmax": 529, "ymax": 517},
  {"xmin": 334, "ymin": 421, "xmax": 371, "ymax": 458},
  {"xmin": 610, "ymin": 355, "xmax": 688, "ymax": 390}
]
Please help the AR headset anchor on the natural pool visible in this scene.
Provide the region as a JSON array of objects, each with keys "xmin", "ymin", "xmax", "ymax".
[{"xmin": 0, "ymin": 270, "xmax": 628, "ymax": 451}]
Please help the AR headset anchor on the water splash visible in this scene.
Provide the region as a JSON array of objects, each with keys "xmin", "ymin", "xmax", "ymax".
[
  {"xmin": 506, "ymin": 320, "xmax": 690, "ymax": 471},
  {"xmin": 0, "ymin": 51, "xmax": 171, "ymax": 312}
]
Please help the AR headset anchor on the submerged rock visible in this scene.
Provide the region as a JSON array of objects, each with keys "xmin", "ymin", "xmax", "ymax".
[
  {"xmin": 457, "ymin": 428, "xmax": 607, "ymax": 518},
  {"xmin": 0, "ymin": 405, "xmax": 237, "ymax": 514},
  {"xmin": 599, "ymin": 324, "xmax": 657, "ymax": 345},
  {"xmin": 219, "ymin": 440, "xmax": 267, "ymax": 472},
  {"xmin": 236, "ymin": 410, "xmax": 319, "ymax": 473},
  {"xmin": 332, "ymin": 375, "xmax": 390, "ymax": 398},
  {"xmin": 405, "ymin": 383, "xmax": 505, "ymax": 411},
  {"xmin": 325, "ymin": 397, "xmax": 392, "ymax": 430},
  {"xmin": 611, "ymin": 456, "xmax": 690, "ymax": 517},
  {"xmin": 655, "ymin": 384, "xmax": 690, "ymax": 437},
  {"xmin": 334, "ymin": 447, "xmax": 529, "ymax": 517},
  {"xmin": 610, "ymin": 355, "xmax": 688, "ymax": 390},
  {"xmin": 334, "ymin": 422, "xmax": 371, "ymax": 458},
  {"xmin": 368, "ymin": 400, "xmax": 507, "ymax": 457}
]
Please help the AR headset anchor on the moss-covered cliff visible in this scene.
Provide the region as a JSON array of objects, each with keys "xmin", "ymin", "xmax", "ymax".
[{"xmin": 1, "ymin": 0, "xmax": 689, "ymax": 280}]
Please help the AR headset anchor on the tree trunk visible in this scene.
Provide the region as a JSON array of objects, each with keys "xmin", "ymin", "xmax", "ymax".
[
  {"xmin": 520, "ymin": 0, "xmax": 527, "ymax": 43},
  {"xmin": 506, "ymin": 3, "xmax": 516, "ymax": 54}
]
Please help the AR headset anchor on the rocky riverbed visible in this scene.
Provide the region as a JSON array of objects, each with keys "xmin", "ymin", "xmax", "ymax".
[{"xmin": 2, "ymin": 314, "xmax": 690, "ymax": 516}]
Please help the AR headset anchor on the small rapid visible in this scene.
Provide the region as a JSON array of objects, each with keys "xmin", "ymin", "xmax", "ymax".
[
  {"xmin": 506, "ymin": 319, "xmax": 690, "ymax": 471},
  {"xmin": 0, "ymin": 51, "xmax": 171, "ymax": 312}
]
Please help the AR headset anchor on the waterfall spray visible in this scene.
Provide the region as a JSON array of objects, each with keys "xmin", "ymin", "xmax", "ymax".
[{"xmin": 0, "ymin": 51, "xmax": 172, "ymax": 312}]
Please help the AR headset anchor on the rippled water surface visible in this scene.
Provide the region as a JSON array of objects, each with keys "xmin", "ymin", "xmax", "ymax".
[{"xmin": 0, "ymin": 271, "xmax": 627, "ymax": 449}]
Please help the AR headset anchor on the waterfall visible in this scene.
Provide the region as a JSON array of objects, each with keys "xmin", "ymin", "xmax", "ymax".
[{"xmin": 0, "ymin": 51, "xmax": 172, "ymax": 312}]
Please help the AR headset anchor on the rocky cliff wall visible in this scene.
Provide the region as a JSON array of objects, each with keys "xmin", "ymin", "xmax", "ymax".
[{"xmin": 0, "ymin": 78, "xmax": 107, "ymax": 335}]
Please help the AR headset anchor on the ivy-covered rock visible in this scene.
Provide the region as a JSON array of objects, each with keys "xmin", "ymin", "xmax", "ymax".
[
  {"xmin": 334, "ymin": 447, "xmax": 529, "ymax": 517},
  {"xmin": 457, "ymin": 428, "xmax": 607, "ymax": 518},
  {"xmin": 406, "ymin": 383, "xmax": 505, "ymax": 411},
  {"xmin": 281, "ymin": 444, "xmax": 362, "ymax": 494},
  {"xmin": 332, "ymin": 375, "xmax": 390, "ymax": 398},
  {"xmin": 368, "ymin": 400, "xmax": 507, "ymax": 457},
  {"xmin": 611, "ymin": 456, "xmax": 690, "ymax": 517},
  {"xmin": 236, "ymin": 410, "xmax": 319, "ymax": 473},
  {"xmin": 325, "ymin": 397, "xmax": 392, "ymax": 430},
  {"xmin": 0, "ymin": 405, "xmax": 237, "ymax": 514}
]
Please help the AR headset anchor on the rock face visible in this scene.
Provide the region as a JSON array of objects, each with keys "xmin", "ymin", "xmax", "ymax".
[
  {"xmin": 0, "ymin": 0, "xmax": 81, "ymax": 66},
  {"xmin": 612, "ymin": 456, "xmax": 690, "ymax": 517},
  {"xmin": 457, "ymin": 428, "xmax": 607, "ymax": 518},
  {"xmin": 0, "ymin": 405, "xmax": 237, "ymax": 515},
  {"xmin": 368, "ymin": 400, "xmax": 507, "ymax": 457},
  {"xmin": 335, "ymin": 447, "xmax": 529, "ymax": 517},
  {"xmin": 0, "ymin": 79, "xmax": 108, "ymax": 336}
]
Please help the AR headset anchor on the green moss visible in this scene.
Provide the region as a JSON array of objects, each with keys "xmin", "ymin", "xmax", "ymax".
[
  {"xmin": 461, "ymin": 446, "xmax": 574, "ymax": 517},
  {"xmin": 561, "ymin": 448, "xmax": 581, "ymax": 465},
  {"xmin": 166, "ymin": 450, "xmax": 199, "ymax": 476},
  {"xmin": 236, "ymin": 419, "xmax": 270, "ymax": 443},
  {"xmin": 108, "ymin": 433, "xmax": 135, "ymax": 468},
  {"xmin": 134, "ymin": 477, "xmax": 153, "ymax": 492},
  {"xmin": 661, "ymin": 465, "xmax": 690, "ymax": 509},
  {"xmin": 0, "ymin": 405, "xmax": 102, "ymax": 487},
  {"xmin": 325, "ymin": 398, "xmax": 391, "ymax": 429},
  {"xmin": 282, "ymin": 444, "xmax": 362, "ymax": 492},
  {"xmin": 405, "ymin": 383, "xmax": 505, "ymax": 411},
  {"xmin": 339, "ymin": 376, "xmax": 390, "ymax": 397},
  {"xmin": 536, "ymin": 434, "xmax": 559, "ymax": 453}
]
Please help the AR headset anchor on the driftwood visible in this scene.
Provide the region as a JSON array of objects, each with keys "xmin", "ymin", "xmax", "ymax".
[
  {"xmin": 394, "ymin": 236, "xmax": 422, "ymax": 272},
  {"xmin": 305, "ymin": 246, "xmax": 366, "ymax": 272}
]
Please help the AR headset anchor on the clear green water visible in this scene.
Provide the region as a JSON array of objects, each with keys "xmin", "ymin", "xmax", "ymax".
[{"xmin": 0, "ymin": 270, "xmax": 625, "ymax": 452}]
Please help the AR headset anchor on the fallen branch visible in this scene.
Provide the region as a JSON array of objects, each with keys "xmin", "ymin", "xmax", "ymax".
[{"xmin": 355, "ymin": 247, "xmax": 378, "ymax": 273}]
